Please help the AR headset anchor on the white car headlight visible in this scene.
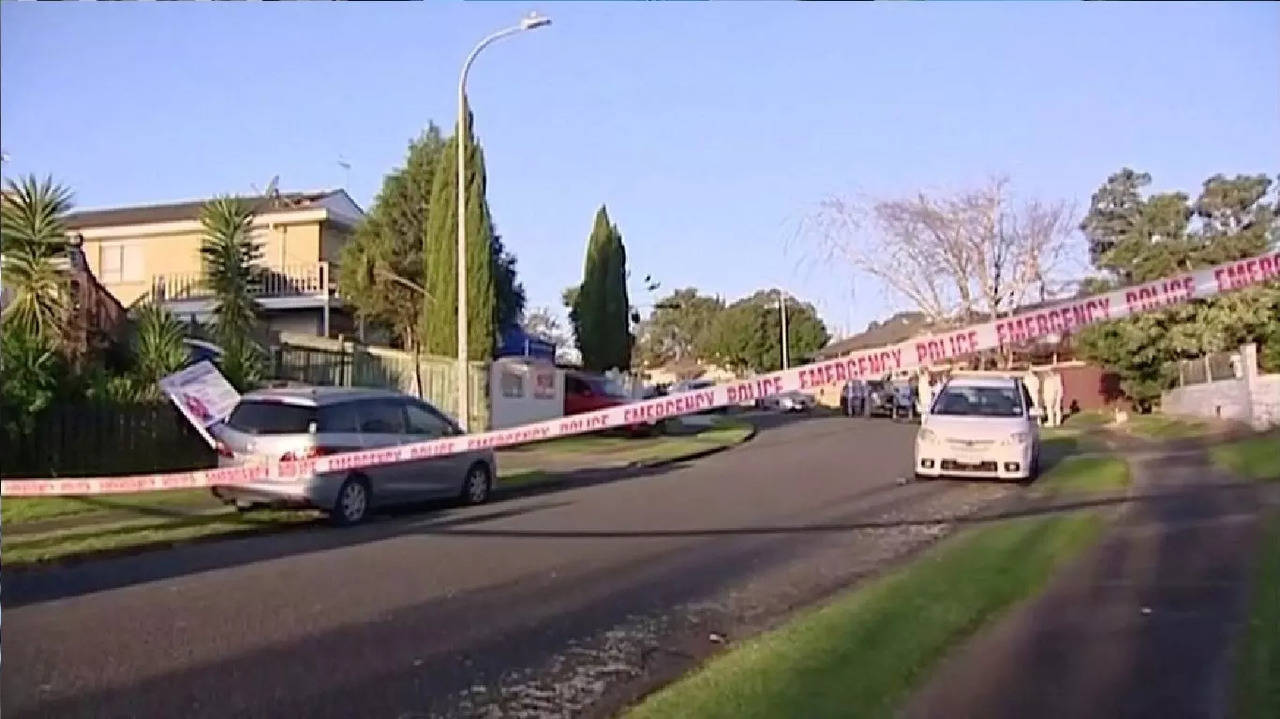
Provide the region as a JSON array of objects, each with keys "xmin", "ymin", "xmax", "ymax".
[
  {"xmin": 1001, "ymin": 432, "xmax": 1030, "ymax": 446},
  {"xmin": 918, "ymin": 428, "xmax": 939, "ymax": 444}
]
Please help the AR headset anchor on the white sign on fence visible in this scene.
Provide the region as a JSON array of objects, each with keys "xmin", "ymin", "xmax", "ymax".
[{"xmin": 158, "ymin": 360, "xmax": 241, "ymax": 448}]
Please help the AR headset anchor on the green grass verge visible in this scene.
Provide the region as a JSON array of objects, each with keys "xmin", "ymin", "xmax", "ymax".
[
  {"xmin": 1, "ymin": 509, "xmax": 317, "ymax": 566},
  {"xmin": 625, "ymin": 512, "xmax": 1105, "ymax": 719},
  {"xmin": 603, "ymin": 421, "xmax": 753, "ymax": 465},
  {"xmin": 1032, "ymin": 456, "xmax": 1131, "ymax": 497},
  {"xmin": 1233, "ymin": 512, "xmax": 1280, "ymax": 719},
  {"xmin": 1210, "ymin": 434, "xmax": 1280, "ymax": 481},
  {"xmin": 498, "ymin": 470, "xmax": 552, "ymax": 489},
  {"xmin": 2, "ymin": 487, "xmax": 220, "ymax": 525},
  {"xmin": 1120, "ymin": 413, "xmax": 1211, "ymax": 440},
  {"xmin": 1063, "ymin": 409, "xmax": 1113, "ymax": 428}
]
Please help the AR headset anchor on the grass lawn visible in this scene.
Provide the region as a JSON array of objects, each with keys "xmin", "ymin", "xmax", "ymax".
[
  {"xmin": 625, "ymin": 512, "xmax": 1104, "ymax": 719},
  {"xmin": 1233, "ymin": 513, "xmax": 1280, "ymax": 719},
  {"xmin": 1, "ymin": 487, "xmax": 220, "ymax": 525},
  {"xmin": 1, "ymin": 509, "xmax": 318, "ymax": 566},
  {"xmin": 1032, "ymin": 455, "xmax": 1131, "ymax": 497},
  {"xmin": 1210, "ymin": 434, "xmax": 1280, "ymax": 481},
  {"xmin": 602, "ymin": 421, "xmax": 754, "ymax": 465},
  {"xmin": 497, "ymin": 469, "xmax": 552, "ymax": 489},
  {"xmin": 1120, "ymin": 413, "xmax": 1211, "ymax": 440},
  {"xmin": 1063, "ymin": 409, "xmax": 1113, "ymax": 428}
]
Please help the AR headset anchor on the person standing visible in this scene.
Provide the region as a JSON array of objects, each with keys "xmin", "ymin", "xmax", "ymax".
[
  {"xmin": 1022, "ymin": 369, "xmax": 1042, "ymax": 423},
  {"xmin": 916, "ymin": 368, "xmax": 933, "ymax": 415},
  {"xmin": 1042, "ymin": 370, "xmax": 1065, "ymax": 427},
  {"xmin": 842, "ymin": 380, "xmax": 860, "ymax": 417}
]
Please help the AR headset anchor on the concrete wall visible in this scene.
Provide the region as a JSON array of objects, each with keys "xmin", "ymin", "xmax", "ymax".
[
  {"xmin": 1161, "ymin": 379, "xmax": 1252, "ymax": 421},
  {"xmin": 1251, "ymin": 375, "xmax": 1280, "ymax": 429},
  {"xmin": 1162, "ymin": 343, "xmax": 1280, "ymax": 430}
]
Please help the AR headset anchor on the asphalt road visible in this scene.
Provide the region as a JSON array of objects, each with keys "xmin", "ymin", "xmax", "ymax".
[{"xmin": 3, "ymin": 413, "xmax": 1016, "ymax": 719}]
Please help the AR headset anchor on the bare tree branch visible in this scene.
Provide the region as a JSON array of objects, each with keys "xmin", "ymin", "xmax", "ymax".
[{"xmin": 803, "ymin": 179, "xmax": 1077, "ymax": 332}]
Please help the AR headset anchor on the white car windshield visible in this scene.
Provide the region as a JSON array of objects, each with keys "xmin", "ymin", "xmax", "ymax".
[{"xmin": 932, "ymin": 386, "xmax": 1023, "ymax": 418}]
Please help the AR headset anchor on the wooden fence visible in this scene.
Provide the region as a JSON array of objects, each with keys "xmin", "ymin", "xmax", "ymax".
[
  {"xmin": 1, "ymin": 402, "xmax": 214, "ymax": 479},
  {"xmin": 272, "ymin": 333, "xmax": 490, "ymax": 430}
]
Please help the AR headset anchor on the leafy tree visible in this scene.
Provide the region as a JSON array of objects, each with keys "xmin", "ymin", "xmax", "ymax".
[
  {"xmin": 199, "ymin": 196, "xmax": 264, "ymax": 390},
  {"xmin": 698, "ymin": 290, "xmax": 829, "ymax": 373},
  {"xmin": 339, "ymin": 125, "xmax": 446, "ymax": 348},
  {"xmin": 0, "ymin": 321, "xmax": 62, "ymax": 439},
  {"xmin": 423, "ymin": 104, "xmax": 511, "ymax": 360},
  {"xmin": 492, "ymin": 230, "xmax": 525, "ymax": 332},
  {"xmin": 635, "ymin": 288, "xmax": 724, "ymax": 367},
  {"xmin": 1076, "ymin": 170, "xmax": 1279, "ymax": 408},
  {"xmin": 0, "ymin": 176, "xmax": 72, "ymax": 344},
  {"xmin": 570, "ymin": 205, "xmax": 632, "ymax": 371},
  {"xmin": 522, "ymin": 305, "xmax": 566, "ymax": 344}
]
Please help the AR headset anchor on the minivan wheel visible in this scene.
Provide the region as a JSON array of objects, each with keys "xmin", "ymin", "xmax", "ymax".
[
  {"xmin": 331, "ymin": 477, "xmax": 370, "ymax": 525},
  {"xmin": 461, "ymin": 463, "xmax": 491, "ymax": 505}
]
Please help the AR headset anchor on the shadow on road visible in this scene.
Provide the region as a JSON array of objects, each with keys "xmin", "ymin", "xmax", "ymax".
[{"xmin": 412, "ymin": 480, "xmax": 1263, "ymax": 542}]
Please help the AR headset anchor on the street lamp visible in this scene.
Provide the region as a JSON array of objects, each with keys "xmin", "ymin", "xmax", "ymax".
[
  {"xmin": 455, "ymin": 11, "xmax": 551, "ymax": 432},
  {"xmin": 778, "ymin": 289, "xmax": 790, "ymax": 370}
]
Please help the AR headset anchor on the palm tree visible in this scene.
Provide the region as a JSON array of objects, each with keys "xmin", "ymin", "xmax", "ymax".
[
  {"xmin": 1, "ymin": 176, "xmax": 73, "ymax": 344},
  {"xmin": 198, "ymin": 196, "xmax": 264, "ymax": 389},
  {"xmin": 131, "ymin": 301, "xmax": 188, "ymax": 386},
  {"xmin": 198, "ymin": 196, "xmax": 262, "ymax": 343}
]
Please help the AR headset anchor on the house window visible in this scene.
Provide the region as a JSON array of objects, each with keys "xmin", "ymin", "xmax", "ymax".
[{"xmin": 99, "ymin": 242, "xmax": 144, "ymax": 283}]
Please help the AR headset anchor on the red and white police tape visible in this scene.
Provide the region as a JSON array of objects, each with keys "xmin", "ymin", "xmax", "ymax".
[{"xmin": 4, "ymin": 250, "xmax": 1279, "ymax": 497}]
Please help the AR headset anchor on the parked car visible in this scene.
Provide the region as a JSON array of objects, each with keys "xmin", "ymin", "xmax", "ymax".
[
  {"xmin": 182, "ymin": 338, "xmax": 224, "ymax": 368},
  {"xmin": 210, "ymin": 387, "xmax": 495, "ymax": 524},
  {"xmin": 913, "ymin": 375, "xmax": 1042, "ymax": 482},
  {"xmin": 564, "ymin": 371, "xmax": 632, "ymax": 415},
  {"xmin": 759, "ymin": 390, "xmax": 816, "ymax": 413},
  {"xmin": 668, "ymin": 379, "xmax": 724, "ymax": 413},
  {"xmin": 564, "ymin": 370, "xmax": 657, "ymax": 433}
]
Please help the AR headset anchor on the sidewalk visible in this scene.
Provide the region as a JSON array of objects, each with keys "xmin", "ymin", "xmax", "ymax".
[{"xmin": 903, "ymin": 441, "xmax": 1272, "ymax": 719}]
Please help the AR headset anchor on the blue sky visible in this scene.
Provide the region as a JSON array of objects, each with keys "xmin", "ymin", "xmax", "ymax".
[{"xmin": 2, "ymin": 1, "xmax": 1277, "ymax": 338}]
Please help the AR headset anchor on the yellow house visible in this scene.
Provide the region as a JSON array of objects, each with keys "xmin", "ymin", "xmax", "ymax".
[{"xmin": 65, "ymin": 189, "xmax": 364, "ymax": 337}]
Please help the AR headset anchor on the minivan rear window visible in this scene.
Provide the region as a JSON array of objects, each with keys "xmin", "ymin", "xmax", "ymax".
[{"xmin": 226, "ymin": 401, "xmax": 317, "ymax": 435}]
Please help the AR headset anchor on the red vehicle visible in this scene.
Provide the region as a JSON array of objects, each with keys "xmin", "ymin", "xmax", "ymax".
[
  {"xmin": 563, "ymin": 370, "xmax": 654, "ymax": 434},
  {"xmin": 564, "ymin": 371, "xmax": 631, "ymax": 415}
]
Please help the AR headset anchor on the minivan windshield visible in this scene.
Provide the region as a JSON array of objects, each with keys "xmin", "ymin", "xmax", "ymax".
[
  {"xmin": 932, "ymin": 385, "xmax": 1024, "ymax": 418},
  {"xmin": 226, "ymin": 400, "xmax": 317, "ymax": 435}
]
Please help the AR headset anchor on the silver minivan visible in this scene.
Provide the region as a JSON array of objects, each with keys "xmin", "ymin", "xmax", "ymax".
[{"xmin": 210, "ymin": 387, "xmax": 495, "ymax": 524}]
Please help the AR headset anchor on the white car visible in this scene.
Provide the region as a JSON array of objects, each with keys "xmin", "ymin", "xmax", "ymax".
[
  {"xmin": 760, "ymin": 390, "xmax": 816, "ymax": 413},
  {"xmin": 914, "ymin": 375, "xmax": 1041, "ymax": 482}
]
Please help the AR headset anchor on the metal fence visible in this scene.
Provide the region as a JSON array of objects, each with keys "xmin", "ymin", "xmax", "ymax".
[
  {"xmin": 1174, "ymin": 350, "xmax": 1242, "ymax": 386},
  {"xmin": 271, "ymin": 335, "xmax": 490, "ymax": 430},
  {"xmin": 1, "ymin": 402, "xmax": 214, "ymax": 479}
]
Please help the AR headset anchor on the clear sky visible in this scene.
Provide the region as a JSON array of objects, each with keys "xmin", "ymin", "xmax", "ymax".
[{"xmin": 2, "ymin": 1, "xmax": 1277, "ymax": 338}]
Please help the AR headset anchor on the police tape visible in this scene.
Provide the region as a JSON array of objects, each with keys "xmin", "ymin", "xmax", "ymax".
[{"xmin": 4, "ymin": 250, "xmax": 1278, "ymax": 497}]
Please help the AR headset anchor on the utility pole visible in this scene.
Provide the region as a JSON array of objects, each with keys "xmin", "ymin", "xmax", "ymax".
[{"xmin": 778, "ymin": 289, "xmax": 790, "ymax": 370}]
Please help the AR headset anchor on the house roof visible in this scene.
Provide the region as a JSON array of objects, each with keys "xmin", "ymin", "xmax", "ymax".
[
  {"xmin": 65, "ymin": 189, "xmax": 360, "ymax": 230},
  {"xmin": 817, "ymin": 311, "xmax": 935, "ymax": 359},
  {"xmin": 818, "ymin": 297, "xmax": 1076, "ymax": 360}
]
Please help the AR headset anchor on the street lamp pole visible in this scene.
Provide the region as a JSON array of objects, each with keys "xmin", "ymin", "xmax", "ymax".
[
  {"xmin": 778, "ymin": 289, "xmax": 789, "ymax": 370},
  {"xmin": 455, "ymin": 12, "xmax": 550, "ymax": 431}
]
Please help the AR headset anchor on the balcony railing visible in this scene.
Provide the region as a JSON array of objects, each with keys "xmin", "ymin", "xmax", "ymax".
[{"xmin": 151, "ymin": 261, "xmax": 332, "ymax": 302}]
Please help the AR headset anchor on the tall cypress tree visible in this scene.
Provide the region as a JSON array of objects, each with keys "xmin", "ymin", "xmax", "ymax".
[
  {"xmin": 423, "ymin": 103, "xmax": 497, "ymax": 360},
  {"xmin": 571, "ymin": 205, "xmax": 632, "ymax": 371}
]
